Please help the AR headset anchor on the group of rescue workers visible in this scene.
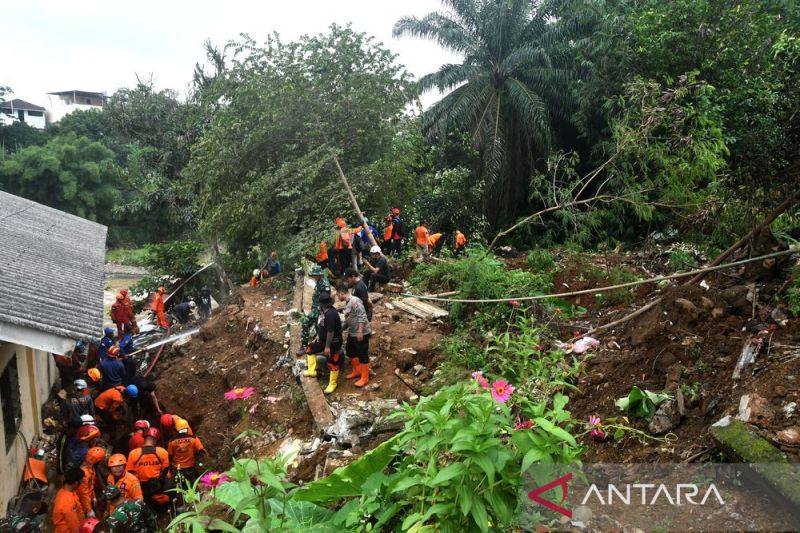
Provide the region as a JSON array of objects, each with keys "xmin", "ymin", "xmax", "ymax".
[
  {"xmin": 299, "ymin": 208, "xmax": 468, "ymax": 395},
  {"xmin": 53, "ymin": 289, "xmax": 206, "ymax": 532}
]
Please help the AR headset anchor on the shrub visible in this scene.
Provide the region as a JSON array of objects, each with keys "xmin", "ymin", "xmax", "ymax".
[
  {"xmin": 788, "ymin": 266, "xmax": 800, "ymax": 317},
  {"xmin": 667, "ymin": 249, "xmax": 700, "ymax": 271},
  {"xmin": 525, "ymin": 249, "xmax": 556, "ymax": 271},
  {"xmin": 105, "ymin": 247, "xmax": 149, "ymax": 266}
]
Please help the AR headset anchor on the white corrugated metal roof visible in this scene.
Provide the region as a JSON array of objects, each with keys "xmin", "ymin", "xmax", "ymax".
[{"xmin": 0, "ymin": 191, "xmax": 107, "ymax": 341}]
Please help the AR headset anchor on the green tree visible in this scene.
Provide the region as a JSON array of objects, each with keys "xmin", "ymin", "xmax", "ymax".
[
  {"xmin": 0, "ymin": 133, "xmax": 122, "ymax": 224},
  {"xmin": 0, "ymin": 121, "xmax": 47, "ymax": 153},
  {"xmin": 183, "ymin": 25, "xmax": 414, "ymax": 266},
  {"xmin": 394, "ymin": 0, "xmax": 591, "ymax": 224}
]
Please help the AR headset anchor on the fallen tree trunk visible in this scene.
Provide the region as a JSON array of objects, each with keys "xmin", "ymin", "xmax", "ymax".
[{"xmin": 333, "ymin": 154, "xmax": 378, "ymax": 250}]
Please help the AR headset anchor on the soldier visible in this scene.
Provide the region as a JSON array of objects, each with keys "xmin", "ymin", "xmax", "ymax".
[
  {"xmin": 100, "ymin": 485, "xmax": 157, "ymax": 532},
  {"xmin": 297, "ymin": 264, "xmax": 330, "ymax": 355}
]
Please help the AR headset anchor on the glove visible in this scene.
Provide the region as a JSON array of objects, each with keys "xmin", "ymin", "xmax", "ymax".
[{"xmin": 87, "ymin": 511, "xmax": 95, "ymax": 518}]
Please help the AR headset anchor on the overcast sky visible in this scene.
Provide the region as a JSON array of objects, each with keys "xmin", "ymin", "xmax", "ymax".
[{"xmin": 1, "ymin": 0, "xmax": 458, "ymax": 109}]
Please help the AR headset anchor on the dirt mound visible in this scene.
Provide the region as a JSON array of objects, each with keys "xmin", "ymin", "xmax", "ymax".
[
  {"xmin": 150, "ymin": 284, "xmax": 314, "ymax": 469},
  {"xmin": 569, "ymin": 250, "xmax": 800, "ymax": 463}
]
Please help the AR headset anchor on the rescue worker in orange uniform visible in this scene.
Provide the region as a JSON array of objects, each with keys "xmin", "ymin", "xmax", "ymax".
[
  {"xmin": 119, "ymin": 288, "xmax": 139, "ymax": 334},
  {"xmin": 415, "ymin": 221, "xmax": 430, "ymax": 260},
  {"xmin": 126, "ymin": 427, "xmax": 170, "ymax": 505},
  {"xmin": 53, "ymin": 467, "xmax": 85, "ymax": 533},
  {"xmin": 428, "ymin": 232, "xmax": 443, "ymax": 256},
  {"xmin": 167, "ymin": 417, "xmax": 206, "ymax": 483},
  {"xmin": 160, "ymin": 413, "xmax": 194, "ymax": 441},
  {"xmin": 454, "ymin": 230, "xmax": 467, "ymax": 257},
  {"xmin": 382, "ymin": 215, "xmax": 393, "ymax": 247},
  {"xmin": 316, "ymin": 240, "xmax": 329, "ymax": 269},
  {"xmin": 107, "ymin": 453, "xmax": 143, "ymax": 511},
  {"xmin": 77, "ymin": 447, "xmax": 105, "ymax": 516},
  {"xmin": 332, "ymin": 217, "xmax": 353, "ymax": 276},
  {"xmin": 151, "ymin": 286, "xmax": 168, "ymax": 328},
  {"xmin": 94, "ymin": 384, "xmax": 138, "ymax": 424},
  {"xmin": 110, "ymin": 294, "xmax": 132, "ymax": 339}
]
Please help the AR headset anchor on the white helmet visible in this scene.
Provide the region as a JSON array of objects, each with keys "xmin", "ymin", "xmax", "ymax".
[
  {"xmin": 189, "ymin": 301, "xmax": 196, "ymax": 309},
  {"xmin": 252, "ymin": 269, "xmax": 260, "ymax": 277},
  {"xmin": 80, "ymin": 414, "xmax": 95, "ymax": 425},
  {"xmin": 370, "ymin": 245, "xmax": 382, "ymax": 254},
  {"xmin": 73, "ymin": 379, "xmax": 87, "ymax": 390}
]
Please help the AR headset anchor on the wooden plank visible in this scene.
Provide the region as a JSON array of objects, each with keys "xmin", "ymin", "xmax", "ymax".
[
  {"xmin": 403, "ymin": 298, "xmax": 449, "ymax": 318},
  {"xmin": 393, "ymin": 300, "xmax": 430, "ymax": 320}
]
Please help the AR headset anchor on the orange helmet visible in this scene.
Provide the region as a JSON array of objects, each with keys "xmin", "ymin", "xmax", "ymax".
[
  {"xmin": 108, "ymin": 453, "xmax": 127, "ymax": 468},
  {"xmin": 120, "ymin": 288, "xmax": 128, "ymax": 296},
  {"xmin": 77, "ymin": 425, "xmax": 100, "ymax": 442},
  {"xmin": 115, "ymin": 293, "xmax": 124, "ymax": 300},
  {"xmin": 87, "ymin": 368, "xmax": 102, "ymax": 382},
  {"xmin": 335, "ymin": 217, "xmax": 346, "ymax": 228},
  {"xmin": 86, "ymin": 447, "xmax": 106, "ymax": 465},
  {"xmin": 107, "ymin": 345, "xmax": 120, "ymax": 358},
  {"xmin": 174, "ymin": 417, "xmax": 190, "ymax": 433}
]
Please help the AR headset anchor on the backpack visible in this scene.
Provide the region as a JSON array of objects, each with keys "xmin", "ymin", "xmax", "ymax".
[{"xmin": 394, "ymin": 217, "xmax": 407, "ymax": 238}]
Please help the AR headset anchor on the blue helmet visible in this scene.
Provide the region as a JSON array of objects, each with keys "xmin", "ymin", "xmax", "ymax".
[
  {"xmin": 103, "ymin": 327, "xmax": 115, "ymax": 337},
  {"xmin": 124, "ymin": 384, "xmax": 139, "ymax": 398}
]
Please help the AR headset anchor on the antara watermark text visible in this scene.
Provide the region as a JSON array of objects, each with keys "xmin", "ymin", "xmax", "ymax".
[{"xmin": 580, "ymin": 483, "xmax": 725, "ymax": 506}]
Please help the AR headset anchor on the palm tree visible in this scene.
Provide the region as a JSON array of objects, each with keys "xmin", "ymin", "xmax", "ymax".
[{"xmin": 394, "ymin": 0, "xmax": 584, "ymax": 222}]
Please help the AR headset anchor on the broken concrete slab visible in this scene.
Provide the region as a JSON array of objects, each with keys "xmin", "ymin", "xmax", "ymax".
[{"xmin": 325, "ymin": 399, "xmax": 404, "ymax": 446}]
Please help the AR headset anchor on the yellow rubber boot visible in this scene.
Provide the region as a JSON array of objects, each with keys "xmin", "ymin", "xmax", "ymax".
[
  {"xmin": 355, "ymin": 364, "xmax": 369, "ymax": 388},
  {"xmin": 345, "ymin": 359, "xmax": 360, "ymax": 379},
  {"xmin": 324, "ymin": 370, "xmax": 339, "ymax": 394},
  {"xmin": 303, "ymin": 355, "xmax": 317, "ymax": 377}
]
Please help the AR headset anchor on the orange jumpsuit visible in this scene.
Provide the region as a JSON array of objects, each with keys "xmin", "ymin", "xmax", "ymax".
[
  {"xmin": 316, "ymin": 241, "xmax": 329, "ymax": 265},
  {"xmin": 95, "ymin": 386, "xmax": 125, "ymax": 420},
  {"xmin": 77, "ymin": 464, "xmax": 96, "ymax": 514},
  {"xmin": 152, "ymin": 292, "xmax": 167, "ymax": 328},
  {"xmin": 52, "ymin": 488, "xmax": 84, "ymax": 533},
  {"xmin": 455, "ymin": 231, "xmax": 466, "ymax": 249},
  {"xmin": 126, "ymin": 446, "xmax": 170, "ymax": 483},
  {"xmin": 168, "ymin": 435, "xmax": 205, "ymax": 470},
  {"xmin": 122, "ymin": 295, "xmax": 139, "ymax": 333},
  {"xmin": 107, "ymin": 471, "xmax": 143, "ymax": 502}
]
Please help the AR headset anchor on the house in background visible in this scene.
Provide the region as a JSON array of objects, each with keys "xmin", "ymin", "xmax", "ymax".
[
  {"xmin": 0, "ymin": 99, "xmax": 47, "ymax": 129},
  {"xmin": 46, "ymin": 90, "xmax": 106, "ymax": 122},
  {"xmin": 0, "ymin": 191, "xmax": 107, "ymax": 517}
]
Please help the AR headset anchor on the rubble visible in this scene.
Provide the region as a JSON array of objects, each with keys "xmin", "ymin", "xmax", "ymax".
[
  {"xmin": 736, "ymin": 394, "xmax": 775, "ymax": 428},
  {"xmin": 648, "ymin": 399, "xmax": 681, "ymax": 434},
  {"xmin": 326, "ymin": 399, "xmax": 404, "ymax": 446},
  {"xmin": 777, "ymin": 427, "xmax": 800, "ymax": 445}
]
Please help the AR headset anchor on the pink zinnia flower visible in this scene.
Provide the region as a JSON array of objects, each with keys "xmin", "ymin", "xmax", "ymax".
[
  {"xmin": 588, "ymin": 415, "xmax": 601, "ymax": 427},
  {"xmin": 509, "ymin": 300, "xmax": 521, "ymax": 308},
  {"xmin": 224, "ymin": 387, "xmax": 255, "ymax": 400},
  {"xmin": 588, "ymin": 415, "xmax": 605, "ymax": 440},
  {"xmin": 491, "ymin": 380, "xmax": 514, "ymax": 403},
  {"xmin": 200, "ymin": 471, "xmax": 231, "ymax": 489},
  {"xmin": 514, "ymin": 420, "xmax": 534, "ymax": 430},
  {"xmin": 471, "ymin": 371, "xmax": 489, "ymax": 390}
]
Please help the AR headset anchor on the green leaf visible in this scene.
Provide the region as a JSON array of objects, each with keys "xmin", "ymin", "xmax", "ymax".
[
  {"xmin": 294, "ymin": 434, "xmax": 400, "ymax": 503},
  {"xmin": 533, "ymin": 417, "xmax": 577, "ymax": 447},
  {"xmin": 522, "ymin": 448, "xmax": 547, "ymax": 472},
  {"xmin": 430, "ymin": 462, "xmax": 467, "ymax": 486},
  {"xmin": 469, "ymin": 500, "xmax": 490, "ymax": 533}
]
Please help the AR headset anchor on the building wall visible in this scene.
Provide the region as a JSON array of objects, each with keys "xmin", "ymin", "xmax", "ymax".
[
  {"xmin": 0, "ymin": 342, "xmax": 58, "ymax": 518},
  {"xmin": 21, "ymin": 111, "xmax": 46, "ymax": 129}
]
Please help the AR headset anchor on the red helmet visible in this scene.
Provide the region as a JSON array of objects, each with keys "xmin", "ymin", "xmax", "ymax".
[
  {"xmin": 134, "ymin": 420, "xmax": 150, "ymax": 430},
  {"xmin": 160, "ymin": 414, "xmax": 174, "ymax": 428},
  {"xmin": 120, "ymin": 288, "xmax": 128, "ymax": 296},
  {"xmin": 80, "ymin": 518, "xmax": 100, "ymax": 533},
  {"xmin": 146, "ymin": 427, "xmax": 161, "ymax": 440},
  {"xmin": 108, "ymin": 453, "xmax": 127, "ymax": 468},
  {"xmin": 77, "ymin": 425, "xmax": 100, "ymax": 442}
]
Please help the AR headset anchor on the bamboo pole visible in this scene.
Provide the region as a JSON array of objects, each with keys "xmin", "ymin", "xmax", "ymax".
[{"xmin": 332, "ymin": 154, "xmax": 378, "ymax": 250}]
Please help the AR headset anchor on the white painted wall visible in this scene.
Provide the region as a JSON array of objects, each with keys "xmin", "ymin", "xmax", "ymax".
[
  {"xmin": 0, "ymin": 342, "xmax": 58, "ymax": 518},
  {"xmin": 0, "ymin": 110, "xmax": 45, "ymax": 129},
  {"xmin": 46, "ymin": 95, "xmax": 103, "ymax": 123}
]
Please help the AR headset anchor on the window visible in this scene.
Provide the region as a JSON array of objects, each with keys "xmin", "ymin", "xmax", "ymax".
[
  {"xmin": 1, "ymin": 354, "xmax": 22, "ymax": 454},
  {"xmin": 17, "ymin": 110, "xmax": 24, "ymax": 122},
  {"xmin": 27, "ymin": 111, "xmax": 43, "ymax": 117}
]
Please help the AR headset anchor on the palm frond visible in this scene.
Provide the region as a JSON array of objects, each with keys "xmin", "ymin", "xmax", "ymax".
[
  {"xmin": 501, "ymin": 44, "xmax": 553, "ymax": 74},
  {"xmin": 393, "ymin": 13, "xmax": 480, "ymax": 55},
  {"xmin": 418, "ymin": 63, "xmax": 484, "ymax": 93},
  {"xmin": 504, "ymin": 77, "xmax": 551, "ymax": 149}
]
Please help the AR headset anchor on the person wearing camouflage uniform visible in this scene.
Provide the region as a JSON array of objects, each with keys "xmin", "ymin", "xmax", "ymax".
[
  {"xmin": 298, "ymin": 264, "xmax": 330, "ymax": 351},
  {"xmin": 101, "ymin": 485, "xmax": 157, "ymax": 532}
]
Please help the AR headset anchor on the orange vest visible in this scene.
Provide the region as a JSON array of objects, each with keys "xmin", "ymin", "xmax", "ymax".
[
  {"xmin": 383, "ymin": 224, "xmax": 393, "ymax": 241},
  {"xmin": 316, "ymin": 241, "xmax": 329, "ymax": 262},
  {"xmin": 53, "ymin": 489, "xmax": 84, "ymax": 533},
  {"xmin": 455, "ymin": 232, "xmax": 466, "ymax": 247},
  {"xmin": 126, "ymin": 445, "xmax": 169, "ymax": 482},
  {"xmin": 77, "ymin": 464, "xmax": 95, "ymax": 514},
  {"xmin": 108, "ymin": 471, "xmax": 143, "ymax": 502},
  {"xmin": 168, "ymin": 435, "xmax": 205, "ymax": 469},
  {"xmin": 415, "ymin": 226, "xmax": 429, "ymax": 245}
]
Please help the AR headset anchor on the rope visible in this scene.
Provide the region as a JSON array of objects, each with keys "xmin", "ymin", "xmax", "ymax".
[{"xmin": 401, "ymin": 248, "xmax": 798, "ymax": 304}]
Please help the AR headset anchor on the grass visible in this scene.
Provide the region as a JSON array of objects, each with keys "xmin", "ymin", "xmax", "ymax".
[{"xmin": 106, "ymin": 247, "xmax": 149, "ymax": 266}]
